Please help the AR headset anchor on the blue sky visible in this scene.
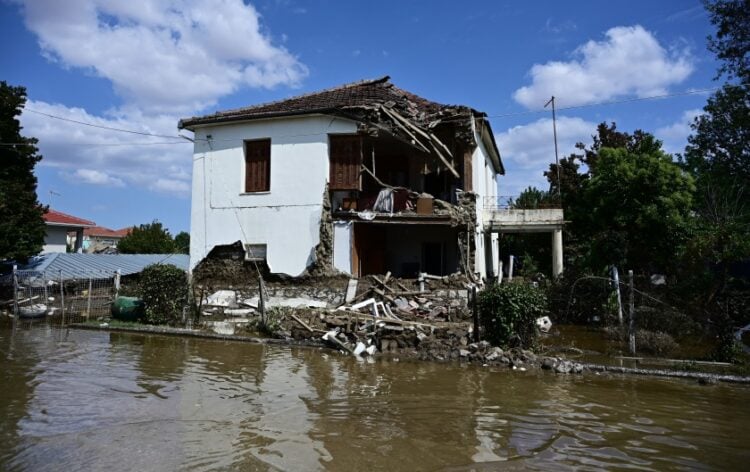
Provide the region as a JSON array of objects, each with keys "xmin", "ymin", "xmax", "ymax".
[{"xmin": 0, "ymin": 0, "xmax": 717, "ymax": 234}]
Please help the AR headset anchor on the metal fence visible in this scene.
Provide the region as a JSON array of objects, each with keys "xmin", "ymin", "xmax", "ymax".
[
  {"xmin": 483, "ymin": 195, "xmax": 563, "ymax": 210},
  {"xmin": 10, "ymin": 268, "xmax": 120, "ymax": 324}
]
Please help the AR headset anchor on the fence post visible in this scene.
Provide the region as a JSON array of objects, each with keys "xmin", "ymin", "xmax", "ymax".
[
  {"xmin": 59, "ymin": 270, "xmax": 65, "ymax": 325},
  {"xmin": 12, "ymin": 265, "xmax": 18, "ymax": 317},
  {"xmin": 258, "ymin": 276, "xmax": 266, "ymax": 328},
  {"xmin": 612, "ymin": 266, "xmax": 624, "ymax": 326},
  {"xmin": 508, "ymin": 255, "xmax": 514, "ymax": 281},
  {"xmin": 114, "ymin": 270, "xmax": 121, "ymax": 298},
  {"xmin": 86, "ymin": 277, "xmax": 93, "ymax": 320},
  {"xmin": 628, "ymin": 270, "xmax": 636, "ymax": 355},
  {"xmin": 472, "ymin": 285, "xmax": 479, "ymax": 342}
]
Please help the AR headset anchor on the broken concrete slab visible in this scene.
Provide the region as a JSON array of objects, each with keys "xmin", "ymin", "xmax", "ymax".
[{"xmin": 204, "ymin": 290, "xmax": 237, "ymax": 307}]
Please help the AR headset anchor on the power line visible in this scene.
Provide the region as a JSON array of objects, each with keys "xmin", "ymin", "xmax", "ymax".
[
  {"xmin": 484, "ymin": 84, "xmax": 749, "ymax": 120},
  {"xmin": 0, "ymin": 141, "xmax": 189, "ymax": 147},
  {"xmin": 23, "ymin": 108, "xmax": 186, "ymax": 140}
]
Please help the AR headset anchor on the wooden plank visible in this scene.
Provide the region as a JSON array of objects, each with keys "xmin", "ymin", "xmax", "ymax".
[
  {"xmin": 428, "ymin": 141, "xmax": 460, "ymax": 179},
  {"xmin": 380, "ymin": 107, "xmax": 431, "ymax": 153},
  {"xmin": 290, "ymin": 314, "xmax": 315, "ymax": 332},
  {"xmin": 371, "ymin": 274, "xmax": 395, "ymax": 293}
]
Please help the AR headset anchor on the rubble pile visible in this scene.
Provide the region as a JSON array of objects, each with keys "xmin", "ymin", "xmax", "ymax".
[{"xmin": 195, "ymin": 274, "xmax": 582, "ymax": 374}]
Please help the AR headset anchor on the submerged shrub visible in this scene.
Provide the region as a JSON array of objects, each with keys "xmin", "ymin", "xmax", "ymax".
[
  {"xmin": 478, "ymin": 282, "xmax": 548, "ymax": 348},
  {"xmin": 140, "ymin": 264, "xmax": 188, "ymax": 326}
]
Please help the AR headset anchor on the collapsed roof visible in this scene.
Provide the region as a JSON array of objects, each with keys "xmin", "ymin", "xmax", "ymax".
[{"xmin": 179, "ymin": 76, "xmax": 503, "ymax": 174}]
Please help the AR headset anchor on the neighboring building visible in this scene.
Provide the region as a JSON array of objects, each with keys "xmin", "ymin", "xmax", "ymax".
[
  {"xmin": 180, "ymin": 76, "xmax": 564, "ymax": 281},
  {"xmin": 82, "ymin": 226, "xmax": 132, "ymax": 253},
  {"xmin": 43, "ymin": 209, "xmax": 95, "ymax": 254}
]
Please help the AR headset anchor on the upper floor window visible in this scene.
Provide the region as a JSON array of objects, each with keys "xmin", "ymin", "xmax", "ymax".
[
  {"xmin": 244, "ymin": 138, "xmax": 271, "ymax": 193},
  {"xmin": 329, "ymin": 135, "xmax": 362, "ymax": 190}
]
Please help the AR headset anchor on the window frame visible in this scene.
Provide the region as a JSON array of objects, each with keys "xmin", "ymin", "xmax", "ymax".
[{"xmin": 243, "ymin": 138, "xmax": 271, "ymax": 194}]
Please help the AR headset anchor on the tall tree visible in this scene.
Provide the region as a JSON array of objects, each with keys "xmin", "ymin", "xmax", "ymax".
[
  {"xmin": 118, "ymin": 221, "xmax": 176, "ymax": 254},
  {"xmin": 683, "ymin": 0, "xmax": 750, "ymax": 191},
  {"xmin": 0, "ymin": 82, "xmax": 46, "ymax": 262},
  {"xmin": 705, "ymin": 0, "xmax": 750, "ymax": 83},
  {"xmin": 581, "ymin": 146, "xmax": 694, "ymax": 272}
]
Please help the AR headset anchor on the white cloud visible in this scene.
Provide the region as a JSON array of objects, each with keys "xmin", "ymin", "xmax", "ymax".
[
  {"xmin": 496, "ymin": 116, "xmax": 596, "ymax": 195},
  {"xmin": 19, "ymin": 0, "xmax": 308, "ymax": 113},
  {"xmin": 150, "ymin": 178, "xmax": 191, "ymax": 196},
  {"xmin": 15, "ymin": 0, "xmax": 308, "ymax": 198},
  {"xmin": 23, "ymin": 100, "xmax": 192, "ymax": 197},
  {"xmin": 656, "ymin": 108, "xmax": 703, "ymax": 155},
  {"xmin": 66, "ymin": 169, "xmax": 126, "ymax": 187},
  {"xmin": 513, "ymin": 25, "xmax": 693, "ymax": 109}
]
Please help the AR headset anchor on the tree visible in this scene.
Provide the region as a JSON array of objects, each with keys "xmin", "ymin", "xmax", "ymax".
[
  {"xmin": 683, "ymin": 85, "xmax": 750, "ymax": 188},
  {"xmin": 0, "ymin": 82, "xmax": 47, "ymax": 262},
  {"xmin": 682, "ymin": 1, "xmax": 750, "ymax": 192},
  {"xmin": 174, "ymin": 231, "xmax": 190, "ymax": 254},
  {"xmin": 705, "ymin": 0, "xmax": 750, "ymax": 83},
  {"xmin": 581, "ymin": 146, "xmax": 694, "ymax": 272},
  {"xmin": 118, "ymin": 221, "xmax": 176, "ymax": 254},
  {"xmin": 511, "ymin": 186, "xmax": 552, "ymax": 209}
]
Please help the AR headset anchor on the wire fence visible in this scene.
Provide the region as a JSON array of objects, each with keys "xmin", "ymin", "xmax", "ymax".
[{"xmin": 8, "ymin": 268, "xmax": 121, "ymax": 325}]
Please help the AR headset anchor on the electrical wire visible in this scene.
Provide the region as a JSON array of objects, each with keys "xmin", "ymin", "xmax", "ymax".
[
  {"xmin": 18, "ymin": 82, "xmax": 748, "ymax": 146},
  {"xmin": 0, "ymin": 141, "xmax": 189, "ymax": 147},
  {"xmin": 23, "ymin": 107, "xmax": 187, "ymax": 140}
]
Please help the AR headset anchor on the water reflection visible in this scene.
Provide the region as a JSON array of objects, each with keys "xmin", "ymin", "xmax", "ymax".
[{"xmin": 1, "ymin": 325, "xmax": 749, "ymax": 471}]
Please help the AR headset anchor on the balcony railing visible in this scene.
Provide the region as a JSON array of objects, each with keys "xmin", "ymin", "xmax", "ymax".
[{"xmin": 483, "ymin": 195, "xmax": 562, "ymax": 211}]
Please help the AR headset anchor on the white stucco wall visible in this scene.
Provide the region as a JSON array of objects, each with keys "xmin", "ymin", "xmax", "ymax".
[
  {"xmin": 333, "ymin": 221, "xmax": 353, "ymax": 273},
  {"xmin": 43, "ymin": 226, "xmax": 69, "ymax": 253},
  {"xmin": 471, "ymin": 125, "xmax": 500, "ymax": 279},
  {"xmin": 190, "ymin": 115, "xmax": 358, "ymax": 275}
]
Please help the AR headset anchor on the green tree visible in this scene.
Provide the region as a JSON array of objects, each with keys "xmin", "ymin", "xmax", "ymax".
[
  {"xmin": 174, "ymin": 231, "xmax": 190, "ymax": 254},
  {"xmin": 118, "ymin": 221, "xmax": 176, "ymax": 254},
  {"xmin": 0, "ymin": 82, "xmax": 47, "ymax": 262},
  {"xmin": 511, "ymin": 186, "xmax": 552, "ymax": 209},
  {"xmin": 704, "ymin": 0, "xmax": 750, "ymax": 83},
  {"xmin": 683, "ymin": 85, "xmax": 750, "ymax": 190},
  {"xmin": 581, "ymin": 146, "xmax": 694, "ymax": 272}
]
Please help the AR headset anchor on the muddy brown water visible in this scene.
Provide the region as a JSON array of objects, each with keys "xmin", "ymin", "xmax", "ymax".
[{"xmin": 1, "ymin": 324, "xmax": 749, "ymax": 471}]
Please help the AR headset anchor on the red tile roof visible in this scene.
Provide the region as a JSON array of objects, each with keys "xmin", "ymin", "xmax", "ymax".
[
  {"xmin": 43, "ymin": 209, "xmax": 95, "ymax": 227},
  {"xmin": 179, "ymin": 76, "xmax": 466, "ymax": 129},
  {"xmin": 83, "ymin": 226, "xmax": 132, "ymax": 238}
]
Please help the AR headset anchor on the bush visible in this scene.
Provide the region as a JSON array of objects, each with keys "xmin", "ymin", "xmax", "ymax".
[
  {"xmin": 140, "ymin": 264, "xmax": 188, "ymax": 325},
  {"xmin": 478, "ymin": 282, "xmax": 548, "ymax": 348}
]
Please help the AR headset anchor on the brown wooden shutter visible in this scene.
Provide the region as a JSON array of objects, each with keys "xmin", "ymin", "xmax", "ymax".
[
  {"xmin": 329, "ymin": 135, "xmax": 362, "ymax": 190},
  {"xmin": 244, "ymin": 139, "xmax": 271, "ymax": 192}
]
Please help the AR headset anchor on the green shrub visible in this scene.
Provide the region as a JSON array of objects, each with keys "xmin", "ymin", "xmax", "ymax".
[
  {"xmin": 140, "ymin": 264, "xmax": 188, "ymax": 325},
  {"xmin": 478, "ymin": 282, "xmax": 548, "ymax": 348}
]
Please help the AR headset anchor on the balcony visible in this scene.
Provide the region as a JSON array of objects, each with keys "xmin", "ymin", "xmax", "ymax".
[{"xmin": 482, "ymin": 196, "xmax": 565, "ymax": 233}]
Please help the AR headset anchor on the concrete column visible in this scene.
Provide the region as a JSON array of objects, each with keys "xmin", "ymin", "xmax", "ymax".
[
  {"xmin": 75, "ymin": 229, "xmax": 84, "ymax": 252},
  {"xmin": 552, "ymin": 228, "xmax": 563, "ymax": 278}
]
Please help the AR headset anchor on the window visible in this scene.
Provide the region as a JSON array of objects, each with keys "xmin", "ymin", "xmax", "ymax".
[
  {"xmin": 244, "ymin": 139, "xmax": 271, "ymax": 192},
  {"xmin": 245, "ymin": 244, "xmax": 267, "ymax": 261},
  {"xmin": 329, "ymin": 135, "xmax": 362, "ymax": 190}
]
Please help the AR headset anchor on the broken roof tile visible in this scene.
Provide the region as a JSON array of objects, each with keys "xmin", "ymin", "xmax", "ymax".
[{"xmin": 179, "ymin": 76, "xmax": 476, "ymax": 129}]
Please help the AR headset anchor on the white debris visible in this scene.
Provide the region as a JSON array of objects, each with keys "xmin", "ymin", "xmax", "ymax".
[
  {"xmin": 210, "ymin": 321, "xmax": 235, "ymax": 335},
  {"xmin": 204, "ymin": 290, "xmax": 236, "ymax": 307},
  {"xmin": 536, "ymin": 316, "xmax": 552, "ymax": 333},
  {"xmin": 353, "ymin": 341, "xmax": 367, "ymax": 357},
  {"xmin": 224, "ymin": 308, "xmax": 254, "ymax": 316}
]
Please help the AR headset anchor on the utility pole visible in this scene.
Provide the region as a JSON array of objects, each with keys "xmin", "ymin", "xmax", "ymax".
[{"xmin": 544, "ymin": 96, "xmax": 561, "ymax": 202}]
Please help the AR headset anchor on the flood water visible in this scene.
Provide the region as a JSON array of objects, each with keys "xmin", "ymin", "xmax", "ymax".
[{"xmin": 1, "ymin": 325, "xmax": 748, "ymax": 471}]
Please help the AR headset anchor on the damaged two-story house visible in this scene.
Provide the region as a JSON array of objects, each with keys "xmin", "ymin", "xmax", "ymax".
[{"xmin": 179, "ymin": 76, "xmax": 563, "ymax": 283}]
